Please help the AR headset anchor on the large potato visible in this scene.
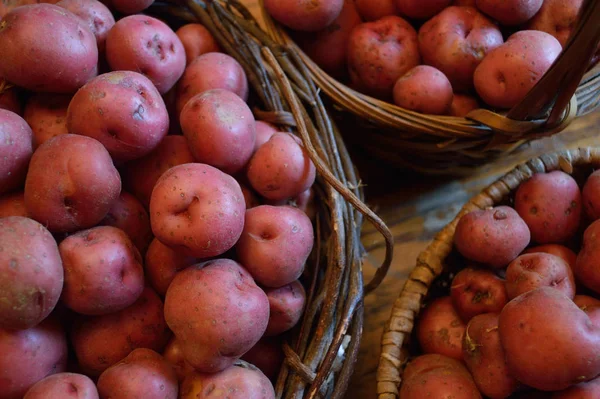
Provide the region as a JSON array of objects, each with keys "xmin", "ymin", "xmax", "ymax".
[
  {"xmin": 505, "ymin": 252, "xmax": 575, "ymax": 299},
  {"xmin": 450, "ymin": 268, "xmax": 508, "ymax": 323},
  {"xmin": 392, "ymin": 65, "xmax": 453, "ymax": 115},
  {"xmin": 0, "ymin": 4, "xmax": 98, "ymax": 93},
  {"xmin": 24, "ymin": 134, "xmax": 121, "ymax": 233},
  {"xmin": 416, "ymin": 296, "xmax": 466, "ymax": 360},
  {"xmin": 0, "ymin": 109, "xmax": 32, "ymax": 195},
  {"xmin": 67, "ymin": 71, "xmax": 169, "ymax": 163},
  {"xmin": 476, "ymin": 0, "xmax": 543, "ymax": 25},
  {"xmin": 395, "ymin": 0, "xmax": 451, "ymax": 19},
  {"xmin": 164, "ymin": 259, "xmax": 269, "ymax": 373},
  {"xmin": 176, "ymin": 23, "xmax": 220, "ymax": 65},
  {"xmin": 264, "ymin": 280, "xmax": 306, "ymax": 336},
  {"xmin": 0, "ymin": 317, "xmax": 68, "ymax": 399},
  {"xmin": 575, "ymin": 220, "xmax": 600, "ymax": 294},
  {"xmin": 144, "ymin": 238, "xmax": 197, "ymax": 296},
  {"xmin": 23, "ymin": 373, "xmax": 98, "ymax": 399},
  {"xmin": 0, "ymin": 191, "xmax": 29, "ymax": 218},
  {"xmin": 23, "ymin": 94, "xmax": 70, "ymax": 149},
  {"xmin": 56, "ymin": 0, "xmax": 115, "ymax": 51},
  {"xmin": 527, "ymin": 0, "xmax": 583, "ymax": 47},
  {"xmin": 499, "ymin": 287, "xmax": 600, "ymax": 391},
  {"xmin": 149, "ymin": 163, "xmax": 245, "ymax": 258},
  {"xmin": 263, "ymin": 0, "xmax": 343, "ymax": 32}
]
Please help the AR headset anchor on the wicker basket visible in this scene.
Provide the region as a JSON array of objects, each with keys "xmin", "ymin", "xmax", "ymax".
[
  {"xmin": 150, "ymin": 1, "xmax": 394, "ymax": 398},
  {"xmin": 260, "ymin": 1, "xmax": 600, "ymax": 175},
  {"xmin": 375, "ymin": 147, "xmax": 600, "ymax": 398}
]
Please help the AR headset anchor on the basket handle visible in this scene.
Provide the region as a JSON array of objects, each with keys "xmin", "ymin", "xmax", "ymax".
[{"xmin": 507, "ymin": 0, "xmax": 600, "ymax": 124}]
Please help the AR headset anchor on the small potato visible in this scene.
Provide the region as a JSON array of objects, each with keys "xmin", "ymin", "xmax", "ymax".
[
  {"xmin": 347, "ymin": 16, "xmax": 420, "ymax": 98},
  {"xmin": 176, "ymin": 24, "xmax": 220, "ymax": 65},
  {"xmin": 247, "ymin": 133, "xmax": 316, "ymax": 201},
  {"xmin": 527, "ymin": 0, "xmax": 584, "ymax": 47},
  {"xmin": 448, "ymin": 94, "xmax": 480, "ymax": 117},
  {"xmin": 0, "ymin": 109, "xmax": 32, "ymax": 195},
  {"xmin": 180, "ymin": 363, "xmax": 275, "ymax": 399},
  {"xmin": 0, "ymin": 191, "xmax": 29, "ymax": 218},
  {"xmin": 241, "ymin": 337, "xmax": 284, "ymax": 381},
  {"xmin": 144, "ymin": 238, "xmax": 197, "ymax": 296},
  {"xmin": 454, "ymin": 206, "xmax": 531, "ymax": 269},
  {"xmin": 582, "ymin": 169, "xmax": 600, "ymax": 220},
  {"xmin": 23, "ymin": 373, "xmax": 98, "ymax": 399},
  {"xmin": 176, "ymin": 53, "xmax": 248, "ymax": 115},
  {"xmin": 575, "ymin": 220, "xmax": 600, "ymax": 294},
  {"xmin": 418, "ymin": 6, "xmax": 503, "ymax": 91},
  {"xmin": 263, "ymin": 0, "xmax": 344, "ymax": 32},
  {"xmin": 162, "ymin": 337, "xmax": 195, "ymax": 383},
  {"xmin": 523, "ymin": 244, "xmax": 577, "ymax": 269},
  {"xmin": 164, "ymin": 259, "xmax": 269, "ymax": 373},
  {"xmin": 0, "ymin": 317, "xmax": 68, "ymax": 399},
  {"xmin": 70, "ymin": 286, "xmax": 170, "ymax": 376},
  {"xmin": 416, "ymin": 296, "xmax": 466, "ymax": 360},
  {"xmin": 514, "ymin": 170, "xmax": 581, "ymax": 244},
  {"xmin": 450, "ymin": 268, "xmax": 508, "ymax": 323},
  {"xmin": 23, "ymin": 94, "xmax": 70, "ymax": 149},
  {"xmin": 106, "ymin": 15, "xmax": 185, "ymax": 94},
  {"xmin": 97, "ymin": 348, "xmax": 178, "ymax": 399},
  {"xmin": 24, "ymin": 134, "xmax": 121, "ymax": 233},
  {"xmin": 181, "ymin": 89, "xmax": 256, "ymax": 174},
  {"xmin": 0, "ymin": 4, "xmax": 98, "ymax": 93},
  {"xmin": 56, "ymin": 0, "xmax": 115, "ymax": 51},
  {"xmin": 553, "ymin": 374, "xmax": 600, "ymax": 398},
  {"xmin": 395, "ymin": 0, "xmax": 452, "ymax": 20},
  {"xmin": 393, "ymin": 66, "xmax": 453, "ymax": 115},
  {"xmin": 267, "ymin": 188, "xmax": 317, "ymax": 220},
  {"xmin": 254, "ymin": 121, "xmax": 278, "ymax": 152},
  {"xmin": 100, "ymin": 191, "xmax": 153, "ymax": 255},
  {"xmin": 476, "ymin": 0, "xmax": 543, "ymax": 25},
  {"xmin": 109, "ymin": 0, "xmax": 153, "ymax": 14},
  {"xmin": 122, "ymin": 135, "xmax": 195, "ymax": 209},
  {"xmin": 0, "ymin": 78, "xmax": 22, "ymax": 115},
  {"xmin": 0, "ymin": 217, "xmax": 63, "ymax": 330},
  {"xmin": 264, "ymin": 280, "xmax": 306, "ymax": 336},
  {"xmin": 240, "ymin": 184, "xmax": 261, "ymax": 209},
  {"xmin": 236, "ymin": 205, "xmax": 314, "ymax": 288},
  {"xmin": 149, "ymin": 163, "xmax": 245, "ymax": 258},
  {"xmin": 355, "ymin": 0, "xmax": 397, "ymax": 21},
  {"xmin": 506, "ymin": 253, "xmax": 576, "ymax": 300},
  {"xmin": 474, "ymin": 31, "xmax": 562, "ymax": 109}
]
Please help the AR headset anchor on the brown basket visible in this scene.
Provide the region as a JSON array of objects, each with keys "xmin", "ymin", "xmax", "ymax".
[
  {"xmin": 375, "ymin": 147, "xmax": 600, "ymax": 398},
  {"xmin": 151, "ymin": 1, "xmax": 394, "ymax": 398},
  {"xmin": 260, "ymin": 0, "xmax": 600, "ymax": 175}
]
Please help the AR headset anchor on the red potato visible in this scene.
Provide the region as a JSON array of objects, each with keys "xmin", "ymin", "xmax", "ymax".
[
  {"xmin": 122, "ymin": 135, "xmax": 195, "ymax": 209},
  {"xmin": 474, "ymin": 31, "xmax": 562, "ymax": 109},
  {"xmin": 236, "ymin": 205, "xmax": 314, "ymax": 288},
  {"xmin": 180, "ymin": 89, "xmax": 256, "ymax": 174},
  {"xmin": 264, "ymin": 280, "xmax": 306, "ymax": 336},
  {"xmin": 247, "ymin": 133, "xmax": 316, "ymax": 201},
  {"xmin": 176, "ymin": 23, "xmax": 220, "ymax": 65},
  {"xmin": 263, "ymin": 0, "xmax": 344, "ymax": 32},
  {"xmin": 454, "ymin": 206, "xmax": 531, "ymax": 269},
  {"xmin": 267, "ymin": 188, "xmax": 317, "ymax": 220},
  {"xmin": 416, "ymin": 296, "xmax": 466, "ymax": 360},
  {"xmin": 0, "ymin": 78, "xmax": 22, "ymax": 115},
  {"xmin": 23, "ymin": 94, "xmax": 70, "ymax": 149},
  {"xmin": 355, "ymin": 0, "xmax": 397, "ymax": 21},
  {"xmin": 105, "ymin": 15, "xmax": 186, "ymax": 94},
  {"xmin": 0, "ymin": 317, "xmax": 68, "ymax": 399},
  {"xmin": 70, "ymin": 286, "xmax": 170, "ymax": 377},
  {"xmin": 295, "ymin": 0, "xmax": 362, "ymax": 78},
  {"xmin": 97, "ymin": 349, "xmax": 178, "ymax": 399},
  {"xmin": 254, "ymin": 121, "xmax": 278, "ymax": 152},
  {"xmin": 553, "ymin": 376, "xmax": 600, "ymax": 399},
  {"xmin": 23, "ymin": 373, "xmax": 98, "ymax": 399},
  {"xmin": 574, "ymin": 295, "xmax": 600, "ymax": 311},
  {"xmin": 448, "ymin": 94, "xmax": 480, "ymax": 117},
  {"xmin": 59, "ymin": 226, "xmax": 145, "ymax": 315},
  {"xmin": 162, "ymin": 337, "xmax": 195, "ymax": 383},
  {"xmin": 418, "ymin": 6, "xmax": 504, "ymax": 92},
  {"xmin": 347, "ymin": 16, "xmax": 420, "ymax": 99},
  {"xmin": 67, "ymin": 71, "xmax": 169, "ymax": 163},
  {"xmin": 527, "ymin": 0, "xmax": 584, "ymax": 47},
  {"xmin": 523, "ymin": 244, "xmax": 577, "ymax": 269},
  {"xmin": 241, "ymin": 337, "xmax": 284, "ymax": 381},
  {"xmin": 0, "ymin": 4, "xmax": 98, "ymax": 94},
  {"xmin": 175, "ymin": 53, "xmax": 249, "ymax": 116},
  {"xmin": 0, "ymin": 109, "xmax": 32, "ymax": 195},
  {"xmin": 0, "ymin": 191, "xmax": 29, "ymax": 218},
  {"xmin": 56, "ymin": 0, "xmax": 115, "ymax": 52},
  {"xmin": 0, "ymin": 217, "xmax": 63, "ymax": 330},
  {"xmin": 499, "ymin": 287, "xmax": 600, "ymax": 391},
  {"xmin": 454, "ymin": 0, "xmax": 476, "ymax": 5},
  {"xmin": 144, "ymin": 238, "xmax": 197, "ymax": 296},
  {"xmin": 463, "ymin": 313, "xmax": 518, "ymax": 399},
  {"xmin": 240, "ymin": 184, "xmax": 261, "ymax": 209},
  {"xmin": 582, "ymin": 169, "xmax": 600, "ymax": 220},
  {"xmin": 450, "ymin": 268, "xmax": 508, "ymax": 323},
  {"xmin": 180, "ymin": 363, "xmax": 275, "ymax": 399},
  {"xmin": 476, "ymin": 0, "xmax": 543, "ymax": 25},
  {"xmin": 100, "ymin": 191, "xmax": 153, "ymax": 255},
  {"xmin": 514, "ymin": 170, "xmax": 581, "ymax": 244},
  {"xmin": 164, "ymin": 259, "xmax": 269, "ymax": 373},
  {"xmin": 395, "ymin": 0, "xmax": 452, "ymax": 20},
  {"xmin": 393, "ymin": 66, "xmax": 454, "ymax": 115},
  {"xmin": 24, "ymin": 134, "xmax": 121, "ymax": 233},
  {"xmin": 149, "ymin": 163, "xmax": 245, "ymax": 258},
  {"xmin": 575, "ymin": 220, "xmax": 600, "ymax": 294},
  {"xmin": 108, "ymin": 0, "xmax": 153, "ymax": 14},
  {"xmin": 505, "ymin": 253, "xmax": 576, "ymax": 299}
]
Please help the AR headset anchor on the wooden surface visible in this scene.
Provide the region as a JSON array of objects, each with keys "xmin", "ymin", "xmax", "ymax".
[{"xmin": 236, "ymin": 1, "xmax": 600, "ymax": 397}]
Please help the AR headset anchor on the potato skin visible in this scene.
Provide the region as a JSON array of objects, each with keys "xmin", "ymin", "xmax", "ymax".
[
  {"xmin": 162, "ymin": 337, "xmax": 195, "ymax": 383},
  {"xmin": 552, "ymin": 375, "xmax": 600, "ymax": 398},
  {"xmin": 523, "ymin": 244, "xmax": 577, "ymax": 269},
  {"xmin": 264, "ymin": 280, "xmax": 306, "ymax": 336},
  {"xmin": 70, "ymin": 286, "xmax": 170, "ymax": 376},
  {"xmin": 0, "ymin": 109, "xmax": 33, "ymax": 195},
  {"xmin": 450, "ymin": 268, "xmax": 508, "ymax": 323},
  {"xmin": 0, "ymin": 192, "xmax": 29, "ymax": 218},
  {"xmin": 574, "ymin": 295, "xmax": 600, "ymax": 311},
  {"xmin": 582, "ymin": 169, "xmax": 600, "ymax": 221},
  {"xmin": 527, "ymin": 0, "xmax": 583, "ymax": 47},
  {"xmin": 454, "ymin": 206, "xmax": 530, "ymax": 269},
  {"xmin": 97, "ymin": 349, "xmax": 178, "ymax": 399},
  {"xmin": 393, "ymin": 65, "xmax": 453, "ymax": 115},
  {"xmin": 144, "ymin": 238, "xmax": 197, "ymax": 296},
  {"xmin": 395, "ymin": 0, "xmax": 452, "ymax": 20},
  {"xmin": 23, "ymin": 373, "xmax": 98, "ymax": 399},
  {"xmin": 23, "ymin": 94, "xmax": 70, "ymax": 149},
  {"xmin": 0, "ymin": 317, "xmax": 68, "ymax": 399},
  {"xmin": 463, "ymin": 313, "xmax": 518, "ymax": 399},
  {"xmin": 416, "ymin": 296, "xmax": 466, "ymax": 360},
  {"xmin": 448, "ymin": 94, "xmax": 480, "ymax": 117},
  {"xmin": 499, "ymin": 287, "xmax": 600, "ymax": 391},
  {"xmin": 263, "ymin": 0, "xmax": 344, "ymax": 32},
  {"xmin": 24, "ymin": 134, "xmax": 121, "ymax": 233},
  {"xmin": 476, "ymin": 0, "xmax": 543, "ymax": 25},
  {"xmin": 0, "ymin": 4, "xmax": 98, "ymax": 93},
  {"xmin": 514, "ymin": 171, "xmax": 581, "ymax": 244},
  {"xmin": 56, "ymin": 0, "xmax": 115, "ymax": 52},
  {"xmin": 575, "ymin": 220, "xmax": 600, "ymax": 294},
  {"xmin": 176, "ymin": 24, "xmax": 220, "ymax": 65},
  {"xmin": 241, "ymin": 337, "xmax": 284, "ymax": 381},
  {"xmin": 164, "ymin": 259, "xmax": 269, "ymax": 373},
  {"xmin": 149, "ymin": 163, "xmax": 245, "ymax": 258},
  {"xmin": 355, "ymin": 0, "xmax": 397, "ymax": 21},
  {"xmin": 254, "ymin": 121, "xmax": 278, "ymax": 152}
]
